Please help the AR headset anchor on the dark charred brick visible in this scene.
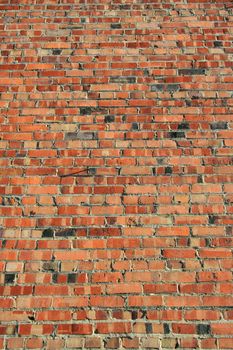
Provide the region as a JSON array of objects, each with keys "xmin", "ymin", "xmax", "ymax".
[
  {"xmin": 80, "ymin": 107, "xmax": 92, "ymax": 115},
  {"xmin": 119, "ymin": 4, "xmax": 130, "ymax": 9},
  {"xmin": 209, "ymin": 215, "xmax": 216, "ymax": 224},
  {"xmin": 110, "ymin": 76, "xmax": 136, "ymax": 83},
  {"xmin": 145, "ymin": 323, "xmax": 153, "ymax": 334},
  {"xmin": 42, "ymin": 262, "xmax": 58, "ymax": 272},
  {"xmin": 52, "ymin": 273, "xmax": 58, "ymax": 283},
  {"xmin": 178, "ymin": 68, "xmax": 206, "ymax": 75},
  {"xmin": 104, "ymin": 115, "xmax": 115, "ymax": 123},
  {"xmin": 65, "ymin": 132, "xmax": 96, "ymax": 140},
  {"xmin": 197, "ymin": 175, "xmax": 203, "ymax": 183},
  {"xmin": 55, "ymin": 228, "xmax": 76, "ymax": 237},
  {"xmin": 165, "ymin": 166, "xmax": 173, "ymax": 175},
  {"xmin": 88, "ymin": 167, "xmax": 97, "ymax": 175},
  {"xmin": 68, "ymin": 273, "xmax": 76, "ymax": 283},
  {"xmin": 178, "ymin": 122, "xmax": 190, "ymax": 130},
  {"xmin": 5, "ymin": 274, "xmax": 15, "ymax": 284},
  {"xmin": 111, "ymin": 23, "xmax": 121, "ymax": 29},
  {"xmin": 197, "ymin": 324, "xmax": 211, "ymax": 335},
  {"xmin": 132, "ymin": 122, "xmax": 139, "ymax": 130},
  {"xmin": 164, "ymin": 323, "xmax": 170, "ymax": 334},
  {"xmin": 131, "ymin": 311, "xmax": 138, "ymax": 320},
  {"xmin": 151, "ymin": 84, "xmax": 164, "ymax": 92},
  {"xmin": 167, "ymin": 84, "xmax": 180, "ymax": 92},
  {"xmin": 42, "ymin": 228, "xmax": 54, "ymax": 237},
  {"xmin": 214, "ymin": 41, "xmax": 222, "ymax": 47},
  {"xmin": 211, "ymin": 122, "xmax": 228, "ymax": 130},
  {"xmin": 168, "ymin": 132, "xmax": 185, "ymax": 138},
  {"xmin": 52, "ymin": 49, "xmax": 62, "ymax": 55}
]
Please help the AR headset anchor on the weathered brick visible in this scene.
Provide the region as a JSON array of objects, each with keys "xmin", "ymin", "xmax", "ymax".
[
  {"xmin": 178, "ymin": 68, "xmax": 206, "ymax": 75},
  {"xmin": 141, "ymin": 337, "xmax": 159, "ymax": 349},
  {"xmin": 197, "ymin": 324, "xmax": 211, "ymax": 335},
  {"xmin": 151, "ymin": 84, "xmax": 164, "ymax": 92},
  {"xmin": 65, "ymin": 132, "xmax": 96, "ymax": 140},
  {"xmin": 110, "ymin": 23, "xmax": 122, "ymax": 29},
  {"xmin": 4, "ymin": 274, "xmax": 15, "ymax": 284},
  {"xmin": 110, "ymin": 76, "xmax": 136, "ymax": 83},
  {"xmin": 104, "ymin": 115, "xmax": 115, "ymax": 123},
  {"xmin": 0, "ymin": 0, "xmax": 232, "ymax": 348},
  {"xmin": 211, "ymin": 122, "xmax": 228, "ymax": 130}
]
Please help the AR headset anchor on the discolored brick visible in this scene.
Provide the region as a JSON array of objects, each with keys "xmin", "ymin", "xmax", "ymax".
[{"xmin": 1, "ymin": 0, "xmax": 232, "ymax": 348}]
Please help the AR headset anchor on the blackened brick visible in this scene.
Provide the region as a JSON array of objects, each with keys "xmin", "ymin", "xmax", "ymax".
[
  {"xmin": 42, "ymin": 228, "xmax": 54, "ymax": 238},
  {"xmin": 164, "ymin": 323, "xmax": 170, "ymax": 334},
  {"xmin": 165, "ymin": 166, "xmax": 173, "ymax": 175},
  {"xmin": 145, "ymin": 323, "xmax": 153, "ymax": 334},
  {"xmin": 178, "ymin": 122, "xmax": 189, "ymax": 130},
  {"xmin": 104, "ymin": 115, "xmax": 115, "ymax": 123},
  {"xmin": 211, "ymin": 122, "xmax": 228, "ymax": 130},
  {"xmin": 132, "ymin": 123, "xmax": 139, "ymax": 130},
  {"xmin": 110, "ymin": 76, "xmax": 136, "ymax": 83},
  {"xmin": 55, "ymin": 228, "xmax": 76, "ymax": 237},
  {"xmin": 52, "ymin": 49, "xmax": 62, "ymax": 55},
  {"xmin": 167, "ymin": 84, "xmax": 180, "ymax": 92},
  {"xmin": 80, "ymin": 107, "xmax": 92, "ymax": 115},
  {"xmin": 68, "ymin": 273, "xmax": 76, "ymax": 283},
  {"xmin": 111, "ymin": 23, "xmax": 121, "ymax": 29},
  {"xmin": 65, "ymin": 132, "xmax": 96, "ymax": 140},
  {"xmin": 168, "ymin": 132, "xmax": 185, "ymax": 138},
  {"xmin": 151, "ymin": 84, "xmax": 164, "ymax": 92},
  {"xmin": 5, "ymin": 274, "xmax": 15, "ymax": 284},
  {"xmin": 197, "ymin": 324, "xmax": 211, "ymax": 335},
  {"xmin": 178, "ymin": 68, "xmax": 206, "ymax": 75}
]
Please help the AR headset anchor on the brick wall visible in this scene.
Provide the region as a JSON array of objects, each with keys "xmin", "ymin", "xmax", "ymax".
[{"xmin": 1, "ymin": 0, "xmax": 233, "ymax": 349}]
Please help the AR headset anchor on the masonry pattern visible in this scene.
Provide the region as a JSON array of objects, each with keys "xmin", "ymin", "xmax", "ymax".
[{"xmin": 0, "ymin": 0, "xmax": 233, "ymax": 349}]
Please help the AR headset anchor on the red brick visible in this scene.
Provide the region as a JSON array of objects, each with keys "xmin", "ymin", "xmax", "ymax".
[
  {"xmin": 104, "ymin": 337, "xmax": 119, "ymax": 349},
  {"xmin": 0, "ymin": 1, "xmax": 232, "ymax": 348},
  {"xmin": 25, "ymin": 338, "xmax": 44, "ymax": 349},
  {"xmin": 6, "ymin": 338, "xmax": 24, "ymax": 349},
  {"xmin": 36, "ymin": 311, "xmax": 71, "ymax": 321},
  {"xmin": 46, "ymin": 338, "xmax": 65, "ymax": 350},
  {"xmin": 90, "ymin": 296, "xmax": 124, "ymax": 308},
  {"xmin": 172, "ymin": 323, "xmax": 196, "ymax": 334},
  {"xmin": 57, "ymin": 324, "xmax": 92, "ymax": 335},
  {"xmin": 122, "ymin": 337, "xmax": 139, "ymax": 349},
  {"xmin": 128, "ymin": 296, "xmax": 163, "ymax": 307},
  {"xmin": 84, "ymin": 337, "xmax": 102, "ymax": 348},
  {"xmin": 212, "ymin": 324, "xmax": 233, "ymax": 335},
  {"xmin": 34, "ymin": 286, "xmax": 69, "ymax": 295},
  {"xmin": 95, "ymin": 322, "xmax": 131, "ymax": 334},
  {"xmin": 218, "ymin": 338, "xmax": 233, "ymax": 349},
  {"xmin": 18, "ymin": 324, "xmax": 54, "ymax": 336}
]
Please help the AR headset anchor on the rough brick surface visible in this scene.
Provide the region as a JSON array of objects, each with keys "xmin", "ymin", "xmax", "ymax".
[{"xmin": 1, "ymin": 0, "xmax": 233, "ymax": 349}]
